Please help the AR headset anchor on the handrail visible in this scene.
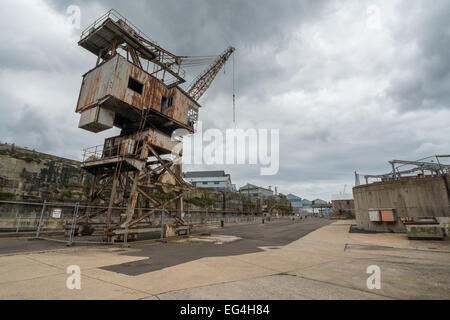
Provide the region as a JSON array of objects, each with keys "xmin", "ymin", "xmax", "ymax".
[{"xmin": 80, "ymin": 9, "xmax": 158, "ymax": 47}]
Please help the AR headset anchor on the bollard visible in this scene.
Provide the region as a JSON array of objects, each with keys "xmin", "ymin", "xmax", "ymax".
[
  {"xmin": 221, "ymin": 220, "xmax": 224, "ymax": 228},
  {"xmin": 262, "ymin": 218, "xmax": 265, "ymax": 224}
]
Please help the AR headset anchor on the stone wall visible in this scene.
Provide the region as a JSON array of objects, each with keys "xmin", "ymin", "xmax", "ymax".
[
  {"xmin": 0, "ymin": 144, "xmax": 92, "ymax": 218},
  {"xmin": 0, "ymin": 144, "xmax": 292, "ymax": 223},
  {"xmin": 353, "ymin": 175, "xmax": 450, "ymax": 232}
]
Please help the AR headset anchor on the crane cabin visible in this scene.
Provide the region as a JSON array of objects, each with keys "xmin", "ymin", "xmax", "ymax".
[{"xmin": 75, "ymin": 12, "xmax": 200, "ymax": 137}]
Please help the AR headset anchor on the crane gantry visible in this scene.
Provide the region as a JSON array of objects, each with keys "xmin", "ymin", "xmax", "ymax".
[{"xmin": 72, "ymin": 9, "xmax": 235, "ymax": 243}]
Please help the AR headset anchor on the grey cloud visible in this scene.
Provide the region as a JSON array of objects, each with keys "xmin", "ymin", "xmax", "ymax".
[
  {"xmin": 1, "ymin": 0, "xmax": 449, "ymax": 200},
  {"xmin": 386, "ymin": 0, "xmax": 450, "ymax": 111}
]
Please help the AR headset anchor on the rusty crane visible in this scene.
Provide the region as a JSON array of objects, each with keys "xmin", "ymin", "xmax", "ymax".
[
  {"xmin": 72, "ymin": 9, "xmax": 234, "ymax": 242},
  {"xmin": 187, "ymin": 46, "xmax": 235, "ymax": 101}
]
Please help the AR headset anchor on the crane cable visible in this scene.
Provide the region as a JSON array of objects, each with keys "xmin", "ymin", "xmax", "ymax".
[{"xmin": 233, "ymin": 52, "xmax": 236, "ymax": 127}]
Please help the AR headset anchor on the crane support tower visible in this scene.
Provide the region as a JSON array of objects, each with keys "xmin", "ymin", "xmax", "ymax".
[{"xmin": 72, "ymin": 10, "xmax": 234, "ymax": 242}]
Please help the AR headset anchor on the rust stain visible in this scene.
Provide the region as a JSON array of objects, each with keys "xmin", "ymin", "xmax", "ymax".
[{"xmin": 77, "ymin": 54, "xmax": 199, "ymax": 128}]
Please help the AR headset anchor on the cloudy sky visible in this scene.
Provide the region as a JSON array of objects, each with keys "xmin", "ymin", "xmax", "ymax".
[{"xmin": 1, "ymin": 0, "xmax": 450, "ymax": 200}]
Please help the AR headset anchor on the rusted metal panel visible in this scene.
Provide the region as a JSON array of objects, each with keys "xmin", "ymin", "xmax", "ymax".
[
  {"xmin": 76, "ymin": 56, "xmax": 118, "ymax": 113},
  {"xmin": 77, "ymin": 54, "xmax": 199, "ymax": 131},
  {"xmin": 79, "ymin": 18, "xmax": 157, "ymax": 62},
  {"xmin": 137, "ymin": 128, "xmax": 180, "ymax": 155},
  {"xmin": 380, "ymin": 209, "xmax": 397, "ymax": 222},
  {"xmin": 78, "ymin": 107, "xmax": 115, "ymax": 133},
  {"xmin": 120, "ymin": 138, "xmax": 135, "ymax": 156}
]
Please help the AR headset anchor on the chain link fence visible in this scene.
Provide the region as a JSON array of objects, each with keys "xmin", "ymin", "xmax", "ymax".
[{"xmin": 0, "ymin": 200, "xmax": 299, "ymax": 245}]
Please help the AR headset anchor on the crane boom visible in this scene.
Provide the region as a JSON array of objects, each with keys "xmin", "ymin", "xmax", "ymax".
[{"xmin": 187, "ymin": 46, "xmax": 235, "ymax": 101}]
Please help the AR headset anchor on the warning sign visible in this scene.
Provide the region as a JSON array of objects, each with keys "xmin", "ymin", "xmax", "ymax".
[{"xmin": 52, "ymin": 209, "xmax": 62, "ymax": 219}]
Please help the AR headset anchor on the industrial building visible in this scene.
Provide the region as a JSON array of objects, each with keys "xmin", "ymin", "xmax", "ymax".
[
  {"xmin": 353, "ymin": 156, "xmax": 450, "ymax": 232},
  {"xmin": 184, "ymin": 171, "xmax": 233, "ymax": 191},
  {"xmin": 331, "ymin": 194, "xmax": 355, "ymax": 218},
  {"xmin": 287, "ymin": 194, "xmax": 302, "ymax": 214},
  {"xmin": 239, "ymin": 184, "xmax": 274, "ymax": 199}
]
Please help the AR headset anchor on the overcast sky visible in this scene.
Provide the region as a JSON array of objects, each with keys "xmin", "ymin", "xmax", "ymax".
[{"xmin": 1, "ymin": 0, "xmax": 450, "ymax": 200}]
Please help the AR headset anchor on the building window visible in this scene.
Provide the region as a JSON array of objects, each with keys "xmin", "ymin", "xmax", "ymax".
[
  {"xmin": 168, "ymin": 96, "xmax": 174, "ymax": 107},
  {"xmin": 214, "ymin": 182, "xmax": 220, "ymax": 185},
  {"xmin": 202, "ymin": 182, "xmax": 208, "ymax": 185},
  {"xmin": 128, "ymin": 77, "xmax": 143, "ymax": 95},
  {"xmin": 161, "ymin": 96, "xmax": 168, "ymax": 113}
]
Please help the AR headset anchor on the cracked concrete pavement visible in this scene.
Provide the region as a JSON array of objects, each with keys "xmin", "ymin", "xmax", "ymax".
[{"xmin": 0, "ymin": 219, "xmax": 448, "ymax": 300}]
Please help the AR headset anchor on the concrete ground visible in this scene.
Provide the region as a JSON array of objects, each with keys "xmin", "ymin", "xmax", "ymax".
[{"xmin": 0, "ymin": 218, "xmax": 448, "ymax": 300}]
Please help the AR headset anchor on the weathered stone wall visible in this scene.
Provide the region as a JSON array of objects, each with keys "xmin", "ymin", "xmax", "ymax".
[
  {"xmin": 353, "ymin": 175, "xmax": 450, "ymax": 232},
  {"xmin": 0, "ymin": 144, "xmax": 92, "ymax": 218},
  {"xmin": 0, "ymin": 144, "xmax": 292, "ymax": 223}
]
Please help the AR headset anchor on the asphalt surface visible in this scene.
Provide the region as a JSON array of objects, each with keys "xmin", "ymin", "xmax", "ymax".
[
  {"xmin": 0, "ymin": 237, "xmax": 67, "ymax": 255},
  {"xmin": 102, "ymin": 218, "xmax": 332, "ymax": 275}
]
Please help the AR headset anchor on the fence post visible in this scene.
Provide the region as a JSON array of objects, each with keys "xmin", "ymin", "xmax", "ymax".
[
  {"xmin": 16, "ymin": 215, "xmax": 21, "ymax": 233},
  {"xmin": 67, "ymin": 202, "xmax": 79, "ymax": 247},
  {"xmin": 35, "ymin": 200, "xmax": 47, "ymax": 239},
  {"xmin": 160, "ymin": 209, "xmax": 165, "ymax": 240}
]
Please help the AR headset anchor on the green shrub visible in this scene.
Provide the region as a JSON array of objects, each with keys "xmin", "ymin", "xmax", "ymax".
[
  {"xmin": 184, "ymin": 197, "xmax": 218, "ymax": 207},
  {"xmin": 0, "ymin": 192, "xmax": 14, "ymax": 200},
  {"xmin": 63, "ymin": 190, "xmax": 73, "ymax": 198}
]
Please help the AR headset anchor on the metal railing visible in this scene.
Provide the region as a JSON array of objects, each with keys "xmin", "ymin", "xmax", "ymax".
[
  {"xmin": 81, "ymin": 9, "xmax": 157, "ymax": 45},
  {"xmin": 82, "ymin": 144, "xmax": 126, "ymax": 162},
  {"xmin": 79, "ymin": 9, "xmax": 186, "ymax": 84},
  {"xmin": 82, "ymin": 144, "xmax": 104, "ymax": 162},
  {"xmin": 0, "ymin": 200, "xmax": 298, "ymax": 245}
]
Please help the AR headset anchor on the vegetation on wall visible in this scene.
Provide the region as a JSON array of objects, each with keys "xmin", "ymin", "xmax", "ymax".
[
  {"xmin": 0, "ymin": 192, "xmax": 14, "ymax": 201},
  {"xmin": 64, "ymin": 183, "xmax": 91, "ymax": 190},
  {"xmin": 184, "ymin": 197, "xmax": 218, "ymax": 207},
  {"xmin": 0, "ymin": 148, "xmax": 46, "ymax": 164}
]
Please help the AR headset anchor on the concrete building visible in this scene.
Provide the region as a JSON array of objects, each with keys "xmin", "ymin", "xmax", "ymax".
[
  {"xmin": 353, "ymin": 175, "xmax": 450, "ymax": 232},
  {"xmin": 331, "ymin": 194, "xmax": 355, "ymax": 218},
  {"xmin": 301, "ymin": 199, "xmax": 312, "ymax": 208},
  {"xmin": 184, "ymin": 171, "xmax": 233, "ymax": 191},
  {"xmin": 239, "ymin": 184, "xmax": 274, "ymax": 199}
]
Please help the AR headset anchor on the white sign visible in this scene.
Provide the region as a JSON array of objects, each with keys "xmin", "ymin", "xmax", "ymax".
[{"xmin": 52, "ymin": 209, "xmax": 62, "ymax": 219}]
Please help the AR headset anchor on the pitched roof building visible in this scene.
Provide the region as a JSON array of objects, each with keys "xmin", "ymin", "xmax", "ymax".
[
  {"xmin": 239, "ymin": 183, "xmax": 274, "ymax": 199},
  {"xmin": 184, "ymin": 171, "xmax": 232, "ymax": 191}
]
